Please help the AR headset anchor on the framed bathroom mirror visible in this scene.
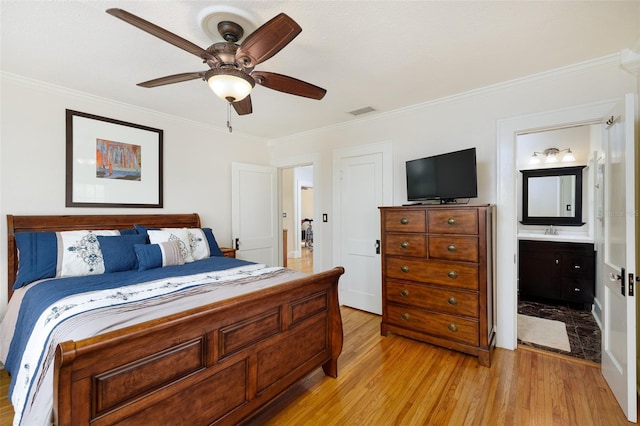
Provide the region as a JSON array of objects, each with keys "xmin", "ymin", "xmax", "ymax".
[{"xmin": 520, "ymin": 165, "xmax": 586, "ymax": 226}]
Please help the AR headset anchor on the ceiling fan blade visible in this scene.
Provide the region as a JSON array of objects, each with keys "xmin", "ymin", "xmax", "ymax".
[
  {"xmin": 235, "ymin": 13, "xmax": 302, "ymax": 68},
  {"xmin": 252, "ymin": 71, "xmax": 326, "ymax": 100},
  {"xmin": 106, "ymin": 8, "xmax": 217, "ymax": 62},
  {"xmin": 232, "ymin": 96, "xmax": 253, "ymax": 115},
  {"xmin": 137, "ymin": 72, "xmax": 205, "ymax": 88}
]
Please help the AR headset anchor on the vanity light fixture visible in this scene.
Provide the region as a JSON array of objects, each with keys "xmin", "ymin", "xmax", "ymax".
[{"xmin": 529, "ymin": 147, "xmax": 575, "ymax": 165}]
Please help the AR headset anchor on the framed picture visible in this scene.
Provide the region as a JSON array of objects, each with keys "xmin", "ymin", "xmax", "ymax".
[{"xmin": 65, "ymin": 109, "xmax": 163, "ymax": 208}]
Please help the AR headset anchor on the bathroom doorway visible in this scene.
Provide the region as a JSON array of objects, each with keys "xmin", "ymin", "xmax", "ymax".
[
  {"xmin": 281, "ymin": 166, "xmax": 313, "ymax": 274},
  {"xmin": 516, "ymin": 124, "xmax": 601, "ymax": 363}
]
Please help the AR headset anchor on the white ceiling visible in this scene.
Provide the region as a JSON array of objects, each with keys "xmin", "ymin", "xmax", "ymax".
[{"xmin": 2, "ymin": 1, "xmax": 638, "ymax": 140}]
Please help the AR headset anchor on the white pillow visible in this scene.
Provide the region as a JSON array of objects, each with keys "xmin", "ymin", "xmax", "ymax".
[
  {"xmin": 188, "ymin": 228, "xmax": 210, "ymax": 261},
  {"xmin": 56, "ymin": 230, "xmax": 121, "ymax": 277},
  {"xmin": 147, "ymin": 228, "xmax": 194, "ymax": 263}
]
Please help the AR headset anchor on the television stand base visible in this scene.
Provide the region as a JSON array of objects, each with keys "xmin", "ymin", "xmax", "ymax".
[{"xmin": 402, "ymin": 198, "xmax": 471, "ymax": 206}]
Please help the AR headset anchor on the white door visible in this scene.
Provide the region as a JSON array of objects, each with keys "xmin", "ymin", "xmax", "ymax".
[
  {"xmin": 334, "ymin": 143, "xmax": 392, "ymax": 314},
  {"xmin": 231, "ymin": 162, "xmax": 279, "ymax": 265},
  {"xmin": 601, "ymin": 94, "xmax": 637, "ymax": 422}
]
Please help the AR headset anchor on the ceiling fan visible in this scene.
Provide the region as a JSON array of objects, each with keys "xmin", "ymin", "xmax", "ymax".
[{"xmin": 106, "ymin": 8, "xmax": 326, "ymax": 120}]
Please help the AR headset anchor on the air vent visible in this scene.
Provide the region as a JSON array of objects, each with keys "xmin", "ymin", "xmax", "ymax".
[{"xmin": 348, "ymin": 106, "xmax": 376, "ymax": 116}]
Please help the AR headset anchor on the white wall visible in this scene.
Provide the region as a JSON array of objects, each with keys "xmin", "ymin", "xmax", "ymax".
[
  {"xmin": 268, "ymin": 54, "xmax": 637, "ymax": 349},
  {"xmin": 1, "ymin": 54, "xmax": 637, "ymax": 337},
  {"xmin": 0, "ymin": 74, "xmax": 271, "ymax": 315}
]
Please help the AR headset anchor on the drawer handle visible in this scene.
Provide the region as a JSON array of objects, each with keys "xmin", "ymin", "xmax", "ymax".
[
  {"xmin": 400, "ymin": 289, "xmax": 410, "ymax": 297},
  {"xmin": 400, "ymin": 241, "xmax": 410, "ymax": 249},
  {"xmin": 447, "ymin": 244, "xmax": 458, "ymax": 252},
  {"xmin": 447, "ymin": 297, "xmax": 458, "ymax": 306},
  {"xmin": 574, "ymin": 288, "xmax": 581, "ymax": 292},
  {"xmin": 400, "ymin": 265, "xmax": 410, "ymax": 273},
  {"xmin": 401, "ymin": 313, "xmax": 410, "ymax": 322},
  {"xmin": 447, "ymin": 271, "xmax": 458, "ymax": 279},
  {"xmin": 448, "ymin": 323, "xmax": 458, "ymax": 332},
  {"xmin": 400, "ymin": 217, "xmax": 409, "ymax": 225},
  {"xmin": 574, "ymin": 265, "xmax": 581, "ymax": 269},
  {"xmin": 447, "ymin": 217, "xmax": 456, "ymax": 225}
]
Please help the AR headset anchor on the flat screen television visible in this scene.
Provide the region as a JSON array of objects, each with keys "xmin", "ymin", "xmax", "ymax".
[{"xmin": 406, "ymin": 147, "xmax": 478, "ymax": 203}]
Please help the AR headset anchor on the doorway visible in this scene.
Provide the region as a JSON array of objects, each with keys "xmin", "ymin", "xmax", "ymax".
[
  {"xmin": 281, "ymin": 166, "xmax": 314, "ymax": 274},
  {"xmin": 515, "ymin": 125, "xmax": 601, "ymax": 363}
]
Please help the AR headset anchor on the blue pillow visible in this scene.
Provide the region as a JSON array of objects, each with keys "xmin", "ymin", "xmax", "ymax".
[
  {"xmin": 133, "ymin": 224, "xmax": 158, "ymax": 238},
  {"xmin": 134, "ymin": 241, "xmax": 185, "ymax": 271},
  {"xmin": 13, "ymin": 232, "xmax": 58, "ymax": 289},
  {"xmin": 97, "ymin": 234, "xmax": 147, "ymax": 273},
  {"xmin": 203, "ymin": 228, "xmax": 223, "ymax": 257},
  {"xmin": 119, "ymin": 228, "xmax": 139, "ymax": 235}
]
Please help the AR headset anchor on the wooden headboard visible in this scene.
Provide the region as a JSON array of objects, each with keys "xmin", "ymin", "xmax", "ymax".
[{"xmin": 7, "ymin": 213, "xmax": 201, "ymax": 300}]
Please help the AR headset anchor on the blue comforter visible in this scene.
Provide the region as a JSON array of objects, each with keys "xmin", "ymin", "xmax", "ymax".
[{"xmin": 5, "ymin": 256, "xmax": 252, "ymax": 396}]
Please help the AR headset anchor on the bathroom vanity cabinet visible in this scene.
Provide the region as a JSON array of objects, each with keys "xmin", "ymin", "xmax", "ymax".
[{"xmin": 518, "ymin": 239, "xmax": 595, "ymax": 307}]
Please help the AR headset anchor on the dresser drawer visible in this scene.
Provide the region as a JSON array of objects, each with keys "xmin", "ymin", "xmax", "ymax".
[
  {"xmin": 384, "ymin": 210, "xmax": 426, "ymax": 233},
  {"xmin": 386, "ymin": 304, "xmax": 479, "ymax": 346},
  {"xmin": 386, "ymin": 257, "xmax": 479, "ymax": 290},
  {"xmin": 428, "ymin": 209, "xmax": 478, "ymax": 234},
  {"xmin": 386, "ymin": 279, "xmax": 478, "ymax": 317},
  {"xmin": 385, "ymin": 233, "xmax": 427, "ymax": 257},
  {"xmin": 428, "ymin": 235, "xmax": 478, "ymax": 262}
]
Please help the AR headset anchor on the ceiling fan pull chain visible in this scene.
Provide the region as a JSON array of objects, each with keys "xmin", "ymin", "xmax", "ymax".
[{"xmin": 227, "ymin": 102, "xmax": 233, "ymax": 133}]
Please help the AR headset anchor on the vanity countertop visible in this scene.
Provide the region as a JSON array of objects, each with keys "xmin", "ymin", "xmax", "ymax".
[{"xmin": 517, "ymin": 232, "xmax": 594, "ymax": 244}]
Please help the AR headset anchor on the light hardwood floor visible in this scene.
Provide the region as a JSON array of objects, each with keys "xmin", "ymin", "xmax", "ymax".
[
  {"xmin": 248, "ymin": 307, "xmax": 631, "ymax": 425},
  {"xmin": 287, "ymin": 246, "xmax": 313, "ymax": 274},
  {"xmin": 0, "ymin": 365, "xmax": 12, "ymax": 425},
  {"xmin": 1, "ymin": 305, "xmax": 632, "ymax": 425}
]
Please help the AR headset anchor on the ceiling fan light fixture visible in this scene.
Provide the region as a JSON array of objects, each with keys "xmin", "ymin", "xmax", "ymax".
[{"xmin": 205, "ymin": 68, "xmax": 255, "ymax": 102}]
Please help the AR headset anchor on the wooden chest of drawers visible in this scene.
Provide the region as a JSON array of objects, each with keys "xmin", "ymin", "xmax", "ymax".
[{"xmin": 379, "ymin": 205, "xmax": 496, "ymax": 366}]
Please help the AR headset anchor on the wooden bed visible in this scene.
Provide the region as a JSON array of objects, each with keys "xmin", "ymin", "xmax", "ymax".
[{"xmin": 6, "ymin": 213, "xmax": 345, "ymax": 425}]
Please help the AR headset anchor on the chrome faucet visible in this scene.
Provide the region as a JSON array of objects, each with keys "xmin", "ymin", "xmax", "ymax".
[{"xmin": 544, "ymin": 225, "xmax": 558, "ymax": 235}]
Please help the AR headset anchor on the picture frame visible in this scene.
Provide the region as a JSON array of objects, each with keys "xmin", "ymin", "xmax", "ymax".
[{"xmin": 65, "ymin": 109, "xmax": 163, "ymax": 208}]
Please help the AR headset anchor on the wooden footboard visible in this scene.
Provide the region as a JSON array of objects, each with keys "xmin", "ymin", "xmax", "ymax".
[{"xmin": 53, "ymin": 266, "xmax": 344, "ymax": 426}]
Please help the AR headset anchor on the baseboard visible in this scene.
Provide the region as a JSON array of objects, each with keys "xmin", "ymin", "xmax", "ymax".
[{"xmin": 592, "ymin": 297, "xmax": 603, "ymax": 329}]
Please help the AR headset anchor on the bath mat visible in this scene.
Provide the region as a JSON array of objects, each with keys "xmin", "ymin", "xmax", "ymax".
[{"xmin": 518, "ymin": 314, "xmax": 571, "ymax": 352}]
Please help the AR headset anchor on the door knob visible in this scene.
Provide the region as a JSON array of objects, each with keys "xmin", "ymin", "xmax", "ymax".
[
  {"xmin": 611, "ymin": 267, "xmax": 626, "ymax": 296},
  {"xmin": 609, "ymin": 272, "xmax": 622, "ymax": 282}
]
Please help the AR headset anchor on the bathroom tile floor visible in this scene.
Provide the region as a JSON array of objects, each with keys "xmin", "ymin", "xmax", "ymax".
[{"xmin": 518, "ymin": 297, "xmax": 601, "ymax": 363}]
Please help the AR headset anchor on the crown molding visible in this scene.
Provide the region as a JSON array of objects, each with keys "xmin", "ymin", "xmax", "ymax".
[
  {"xmin": 0, "ymin": 51, "xmax": 623, "ymax": 146},
  {"xmin": 270, "ymin": 53, "xmax": 621, "ymax": 144},
  {"xmin": 0, "ymin": 71, "xmax": 268, "ymax": 144},
  {"xmin": 620, "ymin": 48, "xmax": 640, "ymax": 77}
]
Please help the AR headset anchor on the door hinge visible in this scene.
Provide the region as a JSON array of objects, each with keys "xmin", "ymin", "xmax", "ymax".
[
  {"xmin": 375, "ymin": 239, "xmax": 381, "ymax": 255},
  {"xmin": 629, "ymin": 273, "xmax": 635, "ymax": 297},
  {"xmin": 235, "ymin": 238, "xmax": 240, "ymax": 250}
]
